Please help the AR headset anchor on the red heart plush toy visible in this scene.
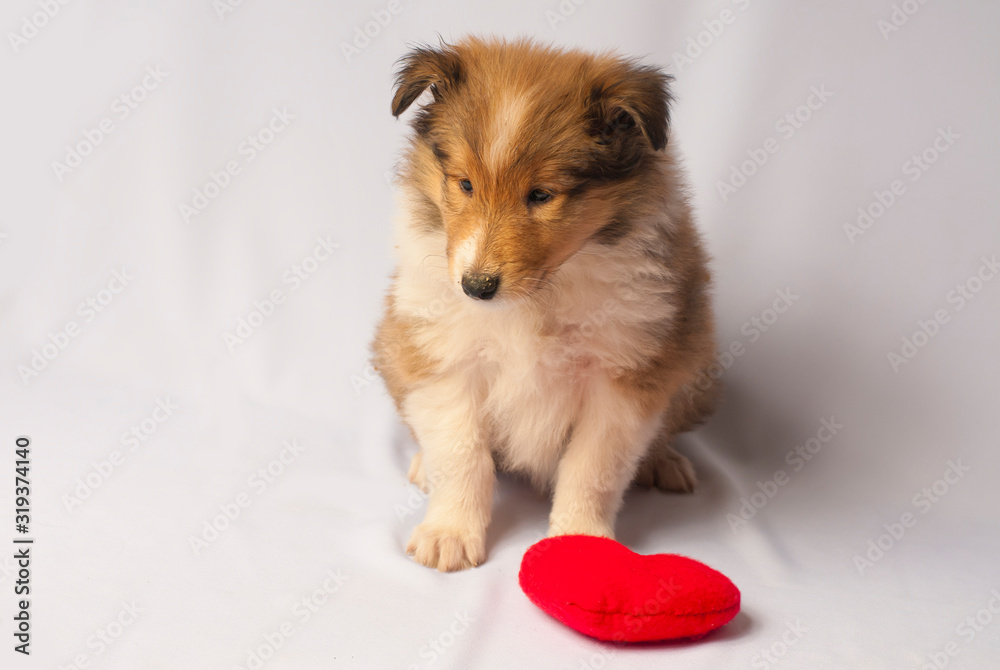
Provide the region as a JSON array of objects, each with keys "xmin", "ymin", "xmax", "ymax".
[{"xmin": 519, "ymin": 535, "xmax": 740, "ymax": 642}]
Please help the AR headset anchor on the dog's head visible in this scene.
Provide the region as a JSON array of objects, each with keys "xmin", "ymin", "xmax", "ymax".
[{"xmin": 392, "ymin": 37, "xmax": 672, "ymax": 304}]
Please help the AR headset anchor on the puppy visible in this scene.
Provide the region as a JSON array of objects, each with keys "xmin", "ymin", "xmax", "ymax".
[{"xmin": 374, "ymin": 37, "xmax": 720, "ymax": 571}]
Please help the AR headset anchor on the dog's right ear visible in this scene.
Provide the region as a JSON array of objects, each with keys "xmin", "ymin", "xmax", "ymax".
[{"xmin": 391, "ymin": 45, "xmax": 464, "ymax": 117}]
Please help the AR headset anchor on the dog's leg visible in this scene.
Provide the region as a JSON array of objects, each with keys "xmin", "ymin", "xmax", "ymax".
[
  {"xmin": 407, "ymin": 450, "xmax": 428, "ymax": 492},
  {"xmin": 633, "ymin": 434, "xmax": 697, "ymax": 493},
  {"xmin": 403, "ymin": 377, "xmax": 494, "ymax": 571},
  {"xmin": 548, "ymin": 384, "xmax": 661, "ymax": 538},
  {"xmin": 633, "ymin": 377, "xmax": 715, "ymax": 492}
]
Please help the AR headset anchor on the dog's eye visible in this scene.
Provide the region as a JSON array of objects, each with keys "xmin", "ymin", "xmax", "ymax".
[
  {"xmin": 528, "ymin": 189, "xmax": 552, "ymax": 204},
  {"xmin": 459, "ymin": 179, "xmax": 473, "ymax": 193}
]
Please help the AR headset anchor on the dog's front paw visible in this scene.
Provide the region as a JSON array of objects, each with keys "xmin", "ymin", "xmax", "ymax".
[
  {"xmin": 634, "ymin": 449, "xmax": 697, "ymax": 493},
  {"xmin": 406, "ymin": 523, "xmax": 485, "ymax": 572}
]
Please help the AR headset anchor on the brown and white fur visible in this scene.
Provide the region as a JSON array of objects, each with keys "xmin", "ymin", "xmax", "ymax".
[{"xmin": 373, "ymin": 37, "xmax": 720, "ymax": 571}]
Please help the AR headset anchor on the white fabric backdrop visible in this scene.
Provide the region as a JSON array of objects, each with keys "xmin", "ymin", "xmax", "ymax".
[{"xmin": 2, "ymin": 1, "xmax": 998, "ymax": 668}]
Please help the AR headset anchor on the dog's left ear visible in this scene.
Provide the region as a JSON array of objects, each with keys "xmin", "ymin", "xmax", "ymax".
[
  {"xmin": 588, "ymin": 62, "xmax": 673, "ymax": 152},
  {"xmin": 391, "ymin": 44, "xmax": 464, "ymax": 117}
]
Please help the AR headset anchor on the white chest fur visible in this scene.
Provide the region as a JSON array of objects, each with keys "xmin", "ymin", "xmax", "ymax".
[{"xmin": 391, "ymin": 210, "xmax": 674, "ymax": 485}]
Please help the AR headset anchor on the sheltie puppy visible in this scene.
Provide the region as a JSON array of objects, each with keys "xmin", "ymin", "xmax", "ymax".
[{"xmin": 374, "ymin": 37, "xmax": 720, "ymax": 571}]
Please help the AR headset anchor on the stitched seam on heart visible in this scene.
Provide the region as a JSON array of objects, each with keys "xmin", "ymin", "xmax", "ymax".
[{"xmin": 565, "ymin": 601, "xmax": 739, "ymax": 617}]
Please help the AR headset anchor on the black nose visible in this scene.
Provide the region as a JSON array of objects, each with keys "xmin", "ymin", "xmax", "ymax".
[{"xmin": 461, "ymin": 273, "xmax": 499, "ymax": 300}]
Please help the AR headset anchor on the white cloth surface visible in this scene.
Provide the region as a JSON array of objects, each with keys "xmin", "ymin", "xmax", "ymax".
[{"xmin": 2, "ymin": 1, "xmax": 999, "ymax": 668}]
